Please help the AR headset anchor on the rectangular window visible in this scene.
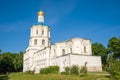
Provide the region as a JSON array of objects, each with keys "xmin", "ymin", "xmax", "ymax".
[{"xmin": 42, "ymin": 30, "xmax": 44, "ymax": 35}]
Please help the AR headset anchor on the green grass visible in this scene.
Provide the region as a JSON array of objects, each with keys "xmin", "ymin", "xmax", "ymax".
[
  {"xmin": 1, "ymin": 72, "xmax": 110, "ymax": 80},
  {"xmin": 0, "ymin": 75, "xmax": 8, "ymax": 80}
]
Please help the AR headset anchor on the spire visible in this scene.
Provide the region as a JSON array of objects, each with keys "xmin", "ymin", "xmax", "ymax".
[{"xmin": 40, "ymin": 6, "xmax": 42, "ymax": 11}]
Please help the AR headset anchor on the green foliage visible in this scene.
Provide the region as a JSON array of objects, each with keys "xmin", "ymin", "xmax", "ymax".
[
  {"xmin": 80, "ymin": 62, "xmax": 87, "ymax": 76},
  {"xmin": 49, "ymin": 66, "xmax": 59, "ymax": 73},
  {"xmin": 12, "ymin": 52, "xmax": 23, "ymax": 72},
  {"xmin": 25, "ymin": 70, "xmax": 34, "ymax": 75},
  {"xmin": 0, "ymin": 52, "xmax": 23, "ymax": 74},
  {"xmin": 108, "ymin": 37, "xmax": 120, "ymax": 58},
  {"xmin": 92, "ymin": 42, "xmax": 108, "ymax": 71},
  {"xmin": 40, "ymin": 67, "xmax": 49, "ymax": 74},
  {"xmin": 61, "ymin": 71, "xmax": 66, "ymax": 75},
  {"xmin": 0, "ymin": 49, "xmax": 2, "ymax": 53},
  {"xmin": 92, "ymin": 42, "xmax": 107, "ymax": 65},
  {"xmin": 7, "ymin": 72, "xmax": 110, "ymax": 80},
  {"xmin": 64, "ymin": 65, "xmax": 87, "ymax": 76},
  {"xmin": 70, "ymin": 65, "xmax": 79, "ymax": 75},
  {"xmin": 0, "ymin": 52, "xmax": 14, "ymax": 74},
  {"xmin": 107, "ymin": 55, "xmax": 120, "ymax": 80},
  {"xmin": 65, "ymin": 66, "xmax": 70, "ymax": 75},
  {"xmin": 80, "ymin": 66, "xmax": 87, "ymax": 76},
  {"xmin": 0, "ymin": 75, "xmax": 8, "ymax": 80},
  {"xmin": 40, "ymin": 66, "xmax": 59, "ymax": 74},
  {"xmin": 62, "ymin": 66, "xmax": 70, "ymax": 75}
]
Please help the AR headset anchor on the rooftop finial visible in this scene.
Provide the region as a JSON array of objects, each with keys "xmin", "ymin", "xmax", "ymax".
[
  {"xmin": 40, "ymin": 6, "xmax": 42, "ymax": 11},
  {"xmin": 38, "ymin": 6, "xmax": 44, "ymax": 16}
]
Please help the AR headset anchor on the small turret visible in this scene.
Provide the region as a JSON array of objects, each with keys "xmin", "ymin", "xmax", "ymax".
[{"xmin": 38, "ymin": 8, "xmax": 44, "ymax": 22}]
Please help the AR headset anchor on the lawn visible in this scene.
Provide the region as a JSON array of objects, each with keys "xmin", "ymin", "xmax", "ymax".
[
  {"xmin": 0, "ymin": 72, "xmax": 110, "ymax": 80},
  {"xmin": 0, "ymin": 75, "xmax": 8, "ymax": 80}
]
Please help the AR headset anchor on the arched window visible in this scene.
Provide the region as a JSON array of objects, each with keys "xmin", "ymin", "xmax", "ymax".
[
  {"xmin": 62, "ymin": 49, "xmax": 65, "ymax": 55},
  {"xmin": 54, "ymin": 49, "xmax": 56, "ymax": 57},
  {"xmin": 42, "ymin": 30, "xmax": 44, "ymax": 35},
  {"xmin": 84, "ymin": 47, "xmax": 86, "ymax": 53},
  {"xmin": 42, "ymin": 39, "xmax": 45, "ymax": 45},
  {"xmin": 34, "ymin": 39, "xmax": 37, "ymax": 45},
  {"xmin": 36, "ymin": 30, "xmax": 38, "ymax": 35}
]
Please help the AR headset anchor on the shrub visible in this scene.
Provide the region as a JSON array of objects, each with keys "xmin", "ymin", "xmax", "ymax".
[
  {"xmin": 70, "ymin": 65, "xmax": 79, "ymax": 75},
  {"xmin": 49, "ymin": 66, "xmax": 59, "ymax": 73},
  {"xmin": 65, "ymin": 66, "xmax": 70, "ymax": 75},
  {"xmin": 40, "ymin": 68, "xmax": 49, "ymax": 74},
  {"xmin": 25, "ymin": 70, "xmax": 34, "ymax": 74},
  {"xmin": 40, "ymin": 66, "xmax": 59, "ymax": 74},
  {"xmin": 107, "ymin": 56, "xmax": 120, "ymax": 80},
  {"xmin": 61, "ymin": 71, "xmax": 66, "ymax": 75},
  {"xmin": 80, "ymin": 66, "xmax": 87, "ymax": 76}
]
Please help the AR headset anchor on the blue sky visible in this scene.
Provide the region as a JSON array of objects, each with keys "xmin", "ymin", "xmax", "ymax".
[{"xmin": 0, "ymin": 0, "xmax": 120, "ymax": 53}]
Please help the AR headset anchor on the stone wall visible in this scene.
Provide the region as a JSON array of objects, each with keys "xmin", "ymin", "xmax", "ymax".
[{"xmin": 50, "ymin": 54, "xmax": 102, "ymax": 72}]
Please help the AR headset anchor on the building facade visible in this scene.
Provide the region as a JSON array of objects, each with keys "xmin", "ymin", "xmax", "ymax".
[{"xmin": 23, "ymin": 9, "xmax": 102, "ymax": 73}]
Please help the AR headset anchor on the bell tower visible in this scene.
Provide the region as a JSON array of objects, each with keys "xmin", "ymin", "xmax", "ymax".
[
  {"xmin": 29, "ymin": 25, "xmax": 50, "ymax": 50},
  {"xmin": 24, "ymin": 8, "xmax": 50, "ymax": 72},
  {"xmin": 29, "ymin": 9, "xmax": 50, "ymax": 50}
]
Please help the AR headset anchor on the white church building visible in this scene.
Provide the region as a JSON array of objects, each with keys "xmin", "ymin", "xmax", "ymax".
[{"xmin": 23, "ymin": 9, "xmax": 102, "ymax": 73}]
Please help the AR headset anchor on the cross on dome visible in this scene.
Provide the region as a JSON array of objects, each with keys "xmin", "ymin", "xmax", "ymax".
[{"xmin": 38, "ymin": 7, "xmax": 44, "ymax": 16}]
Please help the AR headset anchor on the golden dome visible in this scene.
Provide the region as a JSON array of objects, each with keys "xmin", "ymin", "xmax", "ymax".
[{"xmin": 38, "ymin": 10, "xmax": 44, "ymax": 16}]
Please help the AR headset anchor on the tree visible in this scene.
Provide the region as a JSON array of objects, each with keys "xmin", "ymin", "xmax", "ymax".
[
  {"xmin": 65, "ymin": 66, "xmax": 70, "ymax": 75},
  {"xmin": 0, "ymin": 51, "xmax": 23, "ymax": 74},
  {"xmin": 92, "ymin": 42, "xmax": 107, "ymax": 65},
  {"xmin": 12, "ymin": 51, "xmax": 23, "ymax": 72},
  {"xmin": 0, "ymin": 49, "xmax": 2, "ymax": 53},
  {"xmin": 80, "ymin": 62, "xmax": 87, "ymax": 76},
  {"xmin": 108, "ymin": 37, "xmax": 120, "ymax": 58},
  {"xmin": 13, "ymin": 52, "xmax": 23, "ymax": 72},
  {"xmin": 107, "ymin": 55, "xmax": 120, "ymax": 79},
  {"xmin": 70, "ymin": 65, "xmax": 79, "ymax": 75},
  {"xmin": 0, "ymin": 52, "xmax": 14, "ymax": 74}
]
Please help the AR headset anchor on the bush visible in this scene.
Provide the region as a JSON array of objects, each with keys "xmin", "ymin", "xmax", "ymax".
[
  {"xmin": 61, "ymin": 71, "xmax": 66, "ymax": 75},
  {"xmin": 107, "ymin": 56, "xmax": 120, "ymax": 80},
  {"xmin": 25, "ymin": 70, "xmax": 34, "ymax": 74},
  {"xmin": 40, "ymin": 68, "xmax": 49, "ymax": 74},
  {"xmin": 70, "ymin": 65, "xmax": 79, "ymax": 75},
  {"xmin": 40, "ymin": 66, "xmax": 59, "ymax": 74},
  {"xmin": 65, "ymin": 66, "xmax": 70, "ymax": 75},
  {"xmin": 49, "ymin": 66, "xmax": 59, "ymax": 73},
  {"xmin": 80, "ymin": 66, "xmax": 87, "ymax": 76}
]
